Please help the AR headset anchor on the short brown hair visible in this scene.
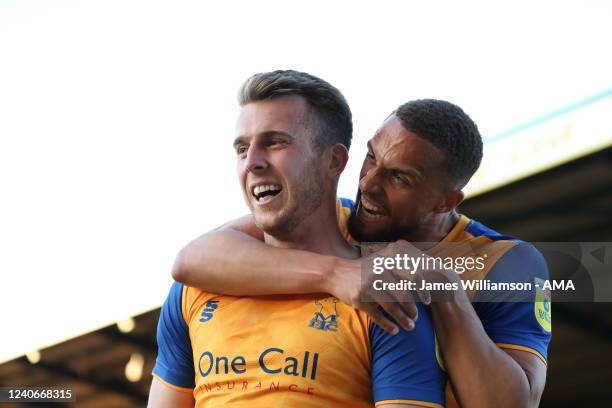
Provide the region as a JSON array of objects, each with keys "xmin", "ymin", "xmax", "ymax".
[{"xmin": 238, "ymin": 70, "xmax": 353, "ymax": 150}]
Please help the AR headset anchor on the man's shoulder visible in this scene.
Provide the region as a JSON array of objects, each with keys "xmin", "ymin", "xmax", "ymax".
[
  {"xmin": 460, "ymin": 215, "xmax": 543, "ymax": 263},
  {"xmin": 449, "ymin": 215, "xmax": 546, "ymax": 286},
  {"xmin": 455, "ymin": 215, "xmax": 527, "ymax": 264},
  {"xmin": 460, "ymin": 215, "xmax": 518, "ymax": 243},
  {"xmin": 337, "ymin": 197, "xmax": 355, "ymax": 210}
]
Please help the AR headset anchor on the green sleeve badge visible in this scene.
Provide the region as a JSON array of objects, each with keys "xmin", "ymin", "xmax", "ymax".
[{"xmin": 534, "ymin": 277, "xmax": 552, "ymax": 332}]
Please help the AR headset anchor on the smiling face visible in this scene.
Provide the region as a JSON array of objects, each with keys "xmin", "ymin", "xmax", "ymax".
[
  {"xmin": 234, "ymin": 95, "xmax": 324, "ymax": 236},
  {"xmin": 348, "ymin": 114, "xmax": 451, "ymax": 242}
]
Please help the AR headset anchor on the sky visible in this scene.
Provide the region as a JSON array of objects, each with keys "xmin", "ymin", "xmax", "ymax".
[{"xmin": 0, "ymin": 0, "xmax": 610, "ymax": 363}]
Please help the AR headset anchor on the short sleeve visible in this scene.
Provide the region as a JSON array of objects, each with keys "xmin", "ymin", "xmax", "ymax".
[
  {"xmin": 370, "ymin": 303, "xmax": 446, "ymax": 407},
  {"xmin": 152, "ymin": 282, "xmax": 195, "ymax": 390},
  {"xmin": 473, "ymin": 242, "xmax": 552, "ymax": 362}
]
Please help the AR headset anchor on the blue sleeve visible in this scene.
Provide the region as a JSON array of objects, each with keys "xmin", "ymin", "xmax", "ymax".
[
  {"xmin": 473, "ymin": 242, "xmax": 552, "ymax": 361},
  {"xmin": 339, "ymin": 197, "xmax": 355, "ymax": 210},
  {"xmin": 152, "ymin": 282, "xmax": 195, "ymax": 388},
  {"xmin": 370, "ymin": 303, "xmax": 446, "ymax": 407}
]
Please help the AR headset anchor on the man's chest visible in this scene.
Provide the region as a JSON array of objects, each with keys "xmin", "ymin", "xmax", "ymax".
[{"xmin": 184, "ymin": 293, "xmax": 372, "ymax": 404}]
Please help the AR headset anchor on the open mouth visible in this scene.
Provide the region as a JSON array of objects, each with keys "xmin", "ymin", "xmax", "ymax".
[
  {"xmin": 252, "ymin": 184, "xmax": 282, "ymax": 203},
  {"xmin": 360, "ymin": 196, "xmax": 385, "ymax": 218}
]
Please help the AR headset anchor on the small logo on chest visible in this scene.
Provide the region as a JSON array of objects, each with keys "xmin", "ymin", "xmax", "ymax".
[
  {"xmin": 200, "ymin": 300, "xmax": 219, "ymax": 323},
  {"xmin": 308, "ymin": 298, "xmax": 339, "ymax": 332}
]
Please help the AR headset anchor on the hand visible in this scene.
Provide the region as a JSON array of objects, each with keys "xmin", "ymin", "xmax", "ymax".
[{"xmin": 327, "ymin": 240, "xmax": 433, "ymax": 335}]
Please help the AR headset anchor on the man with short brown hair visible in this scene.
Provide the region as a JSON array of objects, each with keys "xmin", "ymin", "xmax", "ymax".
[{"xmin": 148, "ymin": 70, "xmax": 446, "ymax": 408}]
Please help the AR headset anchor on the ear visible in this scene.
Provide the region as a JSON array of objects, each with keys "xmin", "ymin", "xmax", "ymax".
[
  {"xmin": 433, "ymin": 189, "xmax": 464, "ymax": 213},
  {"xmin": 325, "ymin": 143, "xmax": 349, "ymax": 179}
]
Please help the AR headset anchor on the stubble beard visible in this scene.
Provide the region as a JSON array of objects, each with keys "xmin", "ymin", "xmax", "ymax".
[
  {"xmin": 255, "ymin": 160, "xmax": 324, "ymax": 238},
  {"xmin": 348, "ymin": 191, "xmax": 422, "ymax": 243}
]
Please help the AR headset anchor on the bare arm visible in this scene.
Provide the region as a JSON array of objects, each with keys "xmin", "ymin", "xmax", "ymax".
[
  {"xmin": 147, "ymin": 378, "xmax": 193, "ymax": 408},
  {"xmin": 172, "ymin": 216, "xmax": 417, "ymax": 333},
  {"xmin": 173, "ymin": 214, "xmax": 335, "ymax": 296},
  {"xmin": 431, "ymin": 282, "xmax": 546, "ymax": 408}
]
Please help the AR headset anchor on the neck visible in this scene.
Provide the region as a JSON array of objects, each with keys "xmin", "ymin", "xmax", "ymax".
[
  {"xmin": 402, "ymin": 210, "xmax": 461, "ymax": 244},
  {"xmin": 264, "ymin": 199, "xmax": 358, "ymax": 260}
]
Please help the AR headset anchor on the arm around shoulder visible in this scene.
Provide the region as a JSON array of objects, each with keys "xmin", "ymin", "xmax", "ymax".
[
  {"xmin": 171, "ymin": 214, "xmax": 264, "ymax": 286},
  {"xmin": 172, "ymin": 214, "xmax": 335, "ymax": 296}
]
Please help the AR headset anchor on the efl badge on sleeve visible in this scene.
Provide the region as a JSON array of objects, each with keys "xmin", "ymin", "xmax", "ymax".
[{"xmin": 534, "ymin": 277, "xmax": 552, "ymax": 332}]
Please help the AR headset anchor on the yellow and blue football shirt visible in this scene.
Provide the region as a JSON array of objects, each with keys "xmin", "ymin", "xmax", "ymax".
[
  {"xmin": 154, "ymin": 283, "xmax": 446, "ymax": 407},
  {"xmin": 336, "ymin": 198, "xmax": 552, "ymax": 408}
]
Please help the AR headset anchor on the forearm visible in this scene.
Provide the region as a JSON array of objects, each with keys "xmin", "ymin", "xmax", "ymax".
[
  {"xmin": 173, "ymin": 229, "xmax": 335, "ymax": 295},
  {"xmin": 431, "ymin": 298, "xmax": 533, "ymax": 408}
]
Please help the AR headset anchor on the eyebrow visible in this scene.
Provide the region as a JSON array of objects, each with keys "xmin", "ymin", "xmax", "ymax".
[
  {"xmin": 233, "ymin": 130, "xmax": 294, "ymax": 148},
  {"xmin": 233, "ymin": 136, "xmax": 248, "ymax": 149},
  {"xmin": 367, "ymin": 141, "xmax": 423, "ymax": 182}
]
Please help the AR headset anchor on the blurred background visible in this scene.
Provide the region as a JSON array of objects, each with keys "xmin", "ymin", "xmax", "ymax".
[{"xmin": 0, "ymin": 1, "xmax": 610, "ymax": 406}]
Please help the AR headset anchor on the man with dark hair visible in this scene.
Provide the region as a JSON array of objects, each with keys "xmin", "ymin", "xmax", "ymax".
[
  {"xmin": 395, "ymin": 99, "xmax": 482, "ymax": 187},
  {"xmin": 148, "ymin": 70, "xmax": 446, "ymax": 407},
  {"xmin": 173, "ymin": 94, "xmax": 551, "ymax": 408},
  {"xmin": 349, "ymin": 99, "xmax": 483, "ymax": 243}
]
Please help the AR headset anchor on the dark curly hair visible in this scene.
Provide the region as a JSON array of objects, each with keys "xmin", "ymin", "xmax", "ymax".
[
  {"xmin": 239, "ymin": 70, "xmax": 353, "ymax": 151},
  {"xmin": 395, "ymin": 99, "xmax": 483, "ymax": 187}
]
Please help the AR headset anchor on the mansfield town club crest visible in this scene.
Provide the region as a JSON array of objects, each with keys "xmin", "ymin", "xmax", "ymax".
[{"xmin": 309, "ymin": 298, "xmax": 339, "ymax": 332}]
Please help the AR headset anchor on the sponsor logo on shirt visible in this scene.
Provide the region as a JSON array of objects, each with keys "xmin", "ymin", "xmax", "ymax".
[
  {"xmin": 198, "ymin": 348, "xmax": 319, "ymax": 380},
  {"xmin": 200, "ymin": 300, "xmax": 219, "ymax": 323},
  {"xmin": 195, "ymin": 348, "xmax": 320, "ymax": 397}
]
